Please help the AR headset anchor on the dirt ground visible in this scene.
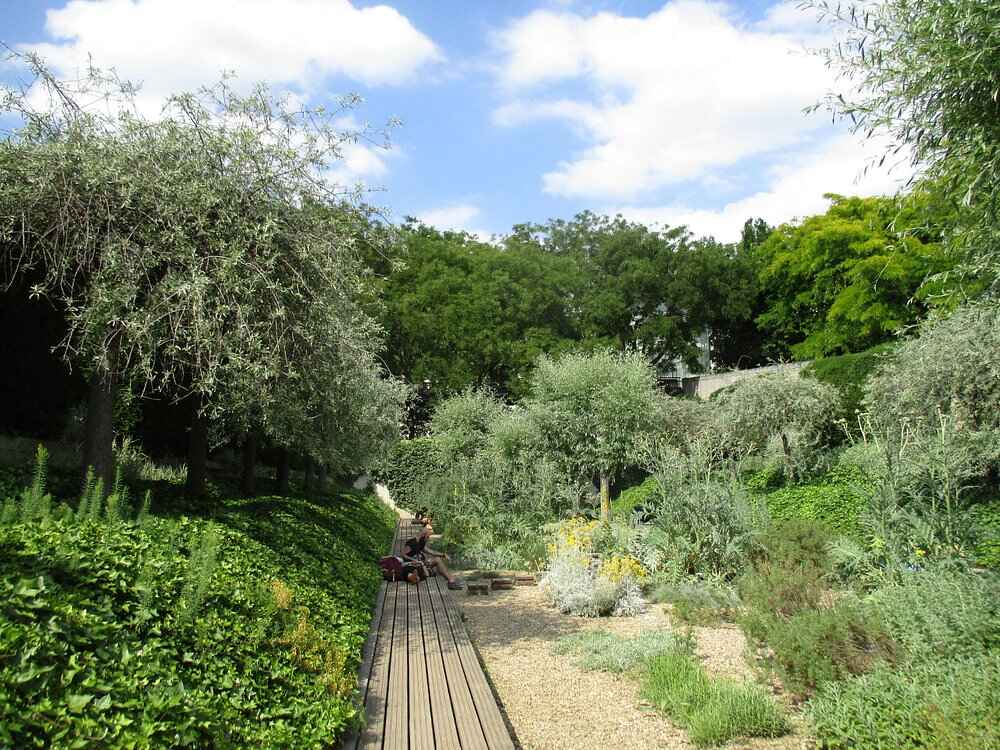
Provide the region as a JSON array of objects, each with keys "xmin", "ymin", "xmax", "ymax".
[{"xmin": 459, "ymin": 585, "xmax": 814, "ymax": 750}]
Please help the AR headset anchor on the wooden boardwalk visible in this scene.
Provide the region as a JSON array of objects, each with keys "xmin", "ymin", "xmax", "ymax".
[{"xmin": 342, "ymin": 520, "xmax": 515, "ymax": 750}]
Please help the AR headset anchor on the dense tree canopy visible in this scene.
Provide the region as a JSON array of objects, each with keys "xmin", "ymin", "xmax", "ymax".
[
  {"xmin": 378, "ymin": 223, "xmax": 580, "ymax": 399},
  {"xmin": 754, "ymin": 193, "xmax": 954, "ymax": 358}
]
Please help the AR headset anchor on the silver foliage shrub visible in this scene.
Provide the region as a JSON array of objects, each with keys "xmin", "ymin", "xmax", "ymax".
[
  {"xmin": 865, "ymin": 299, "xmax": 1000, "ymax": 433},
  {"xmin": 540, "ymin": 552, "xmax": 645, "ymax": 617}
]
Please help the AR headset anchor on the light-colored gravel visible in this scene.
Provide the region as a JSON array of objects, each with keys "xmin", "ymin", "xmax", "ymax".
[{"xmin": 460, "ymin": 586, "xmax": 813, "ymax": 750}]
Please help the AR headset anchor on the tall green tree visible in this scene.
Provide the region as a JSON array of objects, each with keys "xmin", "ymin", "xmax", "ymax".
[
  {"xmin": 754, "ymin": 193, "xmax": 954, "ymax": 359},
  {"xmin": 807, "ymin": 0, "xmax": 1000, "ymax": 287},
  {"xmin": 514, "ymin": 212, "xmax": 713, "ymax": 371},
  {"xmin": 378, "ymin": 222, "xmax": 580, "ymax": 399}
]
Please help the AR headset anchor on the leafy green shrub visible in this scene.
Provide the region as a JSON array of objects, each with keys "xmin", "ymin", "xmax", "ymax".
[
  {"xmin": 373, "ymin": 436, "xmax": 442, "ymax": 510},
  {"xmin": 429, "ymin": 387, "xmax": 506, "ymax": 462},
  {"xmin": 711, "ymin": 371, "xmax": 840, "ymax": 458},
  {"xmin": 809, "ymin": 653, "xmax": 1000, "ymax": 750},
  {"xmin": 553, "ymin": 629, "xmax": 690, "ymax": 673},
  {"xmin": 803, "ymin": 342, "xmax": 897, "ymax": 435},
  {"xmin": 759, "ymin": 518, "xmax": 836, "ymax": 571},
  {"xmin": 651, "ymin": 580, "xmax": 740, "ymax": 625},
  {"xmin": 612, "ymin": 475, "xmax": 659, "ymax": 521},
  {"xmin": 867, "ymin": 567, "xmax": 1000, "ymax": 663},
  {"xmin": 741, "ymin": 597, "xmax": 895, "ymax": 695},
  {"xmin": 762, "ymin": 478, "xmax": 868, "ymax": 536},
  {"xmin": 972, "ymin": 500, "xmax": 1000, "ymax": 568},
  {"xmin": 642, "ymin": 650, "xmax": 789, "ymax": 747},
  {"xmin": 0, "ymin": 465, "xmax": 396, "ymax": 748},
  {"xmin": 739, "ymin": 561, "xmax": 828, "ymax": 624}
]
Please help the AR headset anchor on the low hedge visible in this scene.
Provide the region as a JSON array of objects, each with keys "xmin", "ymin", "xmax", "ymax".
[
  {"xmin": 0, "ymin": 470, "xmax": 396, "ymax": 748},
  {"xmin": 802, "ymin": 343, "xmax": 897, "ymax": 433},
  {"xmin": 612, "ymin": 475, "xmax": 660, "ymax": 521}
]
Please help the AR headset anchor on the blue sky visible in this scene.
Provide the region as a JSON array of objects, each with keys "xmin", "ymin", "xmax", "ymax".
[{"xmin": 1, "ymin": 0, "xmax": 907, "ymax": 242}]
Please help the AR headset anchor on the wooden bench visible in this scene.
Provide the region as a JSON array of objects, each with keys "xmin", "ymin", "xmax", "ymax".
[{"xmin": 341, "ymin": 520, "xmax": 515, "ymax": 750}]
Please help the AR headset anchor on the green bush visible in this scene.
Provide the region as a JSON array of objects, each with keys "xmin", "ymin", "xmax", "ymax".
[
  {"xmin": 553, "ymin": 630, "xmax": 690, "ymax": 673},
  {"xmin": 651, "ymin": 580, "xmax": 739, "ymax": 625},
  {"xmin": 972, "ymin": 500, "xmax": 1000, "ymax": 568},
  {"xmin": 759, "ymin": 518, "xmax": 836, "ymax": 571},
  {"xmin": 741, "ymin": 597, "xmax": 895, "ymax": 695},
  {"xmin": 642, "ymin": 650, "xmax": 788, "ymax": 747},
  {"xmin": 762, "ymin": 479, "xmax": 867, "ymax": 536},
  {"xmin": 803, "ymin": 343, "xmax": 897, "ymax": 434},
  {"xmin": 0, "ymin": 461, "xmax": 396, "ymax": 748},
  {"xmin": 865, "ymin": 299, "xmax": 1000, "ymax": 433},
  {"xmin": 739, "ymin": 562, "xmax": 828, "ymax": 624},
  {"xmin": 867, "ymin": 568, "xmax": 1000, "ymax": 664},
  {"xmin": 809, "ymin": 653, "xmax": 1000, "ymax": 750},
  {"xmin": 372, "ymin": 436, "xmax": 442, "ymax": 511},
  {"xmin": 612, "ymin": 475, "xmax": 659, "ymax": 520}
]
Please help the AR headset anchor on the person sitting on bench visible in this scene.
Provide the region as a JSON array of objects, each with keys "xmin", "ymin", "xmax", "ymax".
[{"xmin": 402, "ymin": 525, "xmax": 463, "ymax": 589}]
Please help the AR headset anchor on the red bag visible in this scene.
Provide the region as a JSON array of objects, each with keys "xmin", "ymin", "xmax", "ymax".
[{"xmin": 379, "ymin": 555, "xmax": 405, "ymax": 581}]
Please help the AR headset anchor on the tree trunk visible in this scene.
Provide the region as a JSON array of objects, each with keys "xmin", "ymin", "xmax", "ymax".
[
  {"xmin": 600, "ymin": 473, "xmax": 611, "ymax": 524},
  {"xmin": 316, "ymin": 462, "xmax": 328, "ymax": 495},
  {"xmin": 276, "ymin": 448, "xmax": 290, "ymax": 495},
  {"xmin": 240, "ymin": 431, "xmax": 258, "ymax": 497},
  {"xmin": 82, "ymin": 365, "xmax": 117, "ymax": 492},
  {"xmin": 780, "ymin": 431, "xmax": 795, "ymax": 483},
  {"xmin": 185, "ymin": 405, "xmax": 209, "ymax": 497},
  {"xmin": 304, "ymin": 457, "xmax": 315, "ymax": 494}
]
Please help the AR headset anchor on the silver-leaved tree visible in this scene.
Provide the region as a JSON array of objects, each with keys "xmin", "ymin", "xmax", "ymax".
[
  {"xmin": 526, "ymin": 349, "xmax": 664, "ymax": 522},
  {"xmin": 0, "ymin": 52, "xmax": 403, "ymax": 494}
]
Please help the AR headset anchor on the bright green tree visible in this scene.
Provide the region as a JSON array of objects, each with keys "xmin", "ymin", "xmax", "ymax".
[{"xmin": 754, "ymin": 193, "xmax": 954, "ymax": 358}]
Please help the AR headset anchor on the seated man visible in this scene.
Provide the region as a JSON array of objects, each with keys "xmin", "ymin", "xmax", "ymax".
[{"xmin": 402, "ymin": 524, "xmax": 463, "ymax": 589}]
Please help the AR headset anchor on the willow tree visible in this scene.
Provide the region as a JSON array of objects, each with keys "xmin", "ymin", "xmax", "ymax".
[
  {"xmin": 526, "ymin": 349, "xmax": 663, "ymax": 522},
  {"xmin": 806, "ymin": 0, "xmax": 1000, "ymax": 288},
  {"xmin": 0, "ymin": 53, "xmax": 399, "ymax": 492}
]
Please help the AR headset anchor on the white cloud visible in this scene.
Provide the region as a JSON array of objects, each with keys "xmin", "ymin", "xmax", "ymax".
[
  {"xmin": 22, "ymin": 0, "xmax": 441, "ymax": 111},
  {"xmin": 612, "ymin": 133, "xmax": 913, "ymax": 242},
  {"xmin": 416, "ymin": 203, "xmax": 494, "ymax": 242},
  {"xmin": 493, "ymin": 1, "xmax": 840, "ymax": 200}
]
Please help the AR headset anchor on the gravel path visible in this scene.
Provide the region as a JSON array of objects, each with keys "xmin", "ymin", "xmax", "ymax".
[{"xmin": 460, "ymin": 586, "xmax": 814, "ymax": 750}]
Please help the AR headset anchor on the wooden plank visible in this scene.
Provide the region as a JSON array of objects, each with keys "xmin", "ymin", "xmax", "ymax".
[
  {"xmin": 417, "ymin": 578, "xmax": 462, "ymax": 750},
  {"xmin": 407, "ymin": 580, "xmax": 434, "ymax": 749},
  {"xmin": 383, "ymin": 583, "xmax": 409, "ymax": 750},
  {"xmin": 427, "ymin": 575, "xmax": 489, "ymax": 750},
  {"xmin": 358, "ymin": 583, "xmax": 399, "ymax": 750},
  {"xmin": 342, "ymin": 580, "xmax": 389, "ymax": 750},
  {"xmin": 434, "ymin": 577, "xmax": 516, "ymax": 750}
]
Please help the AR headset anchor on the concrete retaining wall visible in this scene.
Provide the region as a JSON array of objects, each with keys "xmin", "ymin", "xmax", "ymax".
[{"xmin": 694, "ymin": 361, "xmax": 811, "ymax": 400}]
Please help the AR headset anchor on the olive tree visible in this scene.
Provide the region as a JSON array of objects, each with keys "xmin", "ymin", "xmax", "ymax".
[
  {"xmin": 865, "ymin": 299, "xmax": 1000, "ymax": 433},
  {"xmin": 526, "ymin": 349, "xmax": 663, "ymax": 522},
  {"xmin": 0, "ymin": 53, "xmax": 400, "ymax": 492},
  {"xmin": 711, "ymin": 372, "xmax": 840, "ymax": 480}
]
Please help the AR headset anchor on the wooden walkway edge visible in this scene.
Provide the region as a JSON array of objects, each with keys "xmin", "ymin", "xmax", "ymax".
[{"xmin": 341, "ymin": 520, "xmax": 515, "ymax": 750}]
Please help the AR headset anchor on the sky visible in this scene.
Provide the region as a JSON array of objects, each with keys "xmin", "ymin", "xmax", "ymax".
[{"xmin": 0, "ymin": 0, "xmax": 909, "ymax": 243}]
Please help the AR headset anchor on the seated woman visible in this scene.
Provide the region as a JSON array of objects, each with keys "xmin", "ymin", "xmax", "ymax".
[{"xmin": 402, "ymin": 524, "xmax": 463, "ymax": 589}]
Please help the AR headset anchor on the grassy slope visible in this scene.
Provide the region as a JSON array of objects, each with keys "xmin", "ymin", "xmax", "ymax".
[{"xmin": 0, "ymin": 470, "xmax": 396, "ymax": 749}]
